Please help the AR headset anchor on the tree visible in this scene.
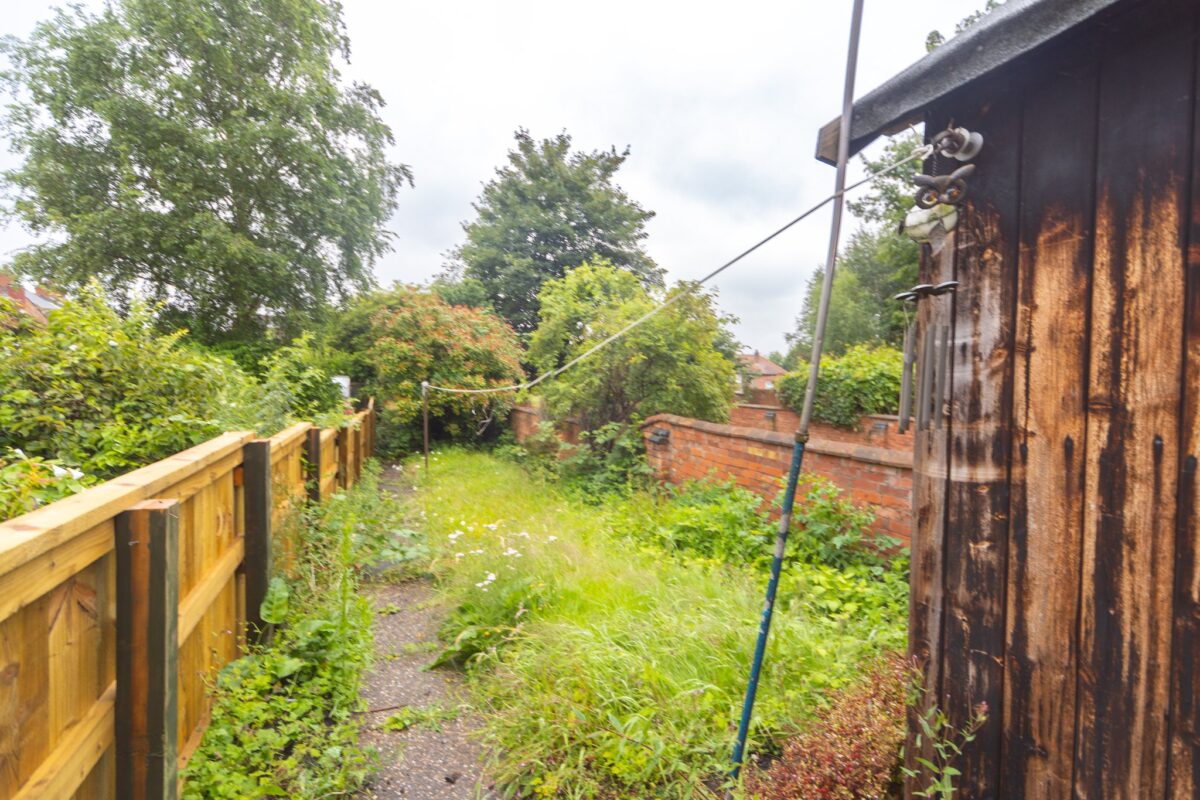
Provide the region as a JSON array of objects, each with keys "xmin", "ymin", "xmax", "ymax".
[
  {"xmin": 784, "ymin": 134, "xmax": 923, "ymax": 363},
  {"xmin": 449, "ymin": 130, "xmax": 662, "ymax": 334},
  {"xmin": 1, "ymin": 0, "xmax": 410, "ymax": 343},
  {"xmin": 527, "ymin": 261, "xmax": 737, "ymax": 430},
  {"xmin": 327, "ymin": 285, "xmax": 524, "ymax": 454},
  {"xmin": 926, "ymin": 0, "xmax": 1003, "ymax": 51}
]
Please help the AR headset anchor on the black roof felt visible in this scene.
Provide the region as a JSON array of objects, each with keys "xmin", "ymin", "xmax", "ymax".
[{"xmin": 814, "ymin": 0, "xmax": 1124, "ymax": 164}]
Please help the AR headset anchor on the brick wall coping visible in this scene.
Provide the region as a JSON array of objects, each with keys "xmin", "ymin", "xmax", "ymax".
[{"xmin": 641, "ymin": 413, "xmax": 912, "ymax": 470}]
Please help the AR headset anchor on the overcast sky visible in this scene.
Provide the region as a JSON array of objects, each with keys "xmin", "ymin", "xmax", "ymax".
[{"xmin": 0, "ymin": 1, "xmax": 982, "ymax": 355}]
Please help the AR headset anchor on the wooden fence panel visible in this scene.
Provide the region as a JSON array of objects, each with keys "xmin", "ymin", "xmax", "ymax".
[
  {"xmin": 0, "ymin": 432, "xmax": 250, "ymax": 800},
  {"xmin": 318, "ymin": 428, "xmax": 338, "ymax": 500},
  {"xmin": 0, "ymin": 403, "xmax": 376, "ymax": 799}
]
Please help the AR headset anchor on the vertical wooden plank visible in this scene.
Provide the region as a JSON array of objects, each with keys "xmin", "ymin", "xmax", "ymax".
[
  {"xmin": 904, "ymin": 126, "xmax": 957, "ymax": 792},
  {"xmin": 115, "ymin": 500, "xmax": 179, "ymax": 800},
  {"xmin": 242, "ymin": 441, "xmax": 272, "ymax": 640},
  {"xmin": 305, "ymin": 428, "xmax": 322, "ymax": 503},
  {"xmin": 1001, "ymin": 40, "xmax": 1099, "ymax": 799},
  {"xmin": 1075, "ymin": 5, "xmax": 1194, "ymax": 797},
  {"xmin": 337, "ymin": 428, "xmax": 350, "ymax": 490},
  {"xmin": 937, "ymin": 79, "xmax": 1022, "ymax": 800},
  {"xmin": 1167, "ymin": 15, "xmax": 1200, "ymax": 797}
]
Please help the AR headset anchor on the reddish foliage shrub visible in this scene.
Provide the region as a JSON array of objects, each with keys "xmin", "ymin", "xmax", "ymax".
[{"xmin": 746, "ymin": 652, "xmax": 908, "ymax": 800}]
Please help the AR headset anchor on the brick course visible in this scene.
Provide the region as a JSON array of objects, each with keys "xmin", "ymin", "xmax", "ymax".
[{"xmin": 642, "ymin": 413, "xmax": 913, "ymax": 544}]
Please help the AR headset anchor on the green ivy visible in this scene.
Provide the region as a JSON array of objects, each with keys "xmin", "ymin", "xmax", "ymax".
[{"xmin": 777, "ymin": 344, "xmax": 904, "ymax": 429}]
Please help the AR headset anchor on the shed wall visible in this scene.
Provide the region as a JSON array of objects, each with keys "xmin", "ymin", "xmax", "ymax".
[{"xmin": 907, "ymin": 3, "xmax": 1200, "ymax": 797}]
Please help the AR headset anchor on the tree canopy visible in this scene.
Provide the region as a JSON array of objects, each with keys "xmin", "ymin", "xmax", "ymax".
[
  {"xmin": 527, "ymin": 261, "xmax": 737, "ymax": 430},
  {"xmin": 784, "ymin": 134, "xmax": 923, "ymax": 366},
  {"xmin": 1, "ymin": 0, "xmax": 410, "ymax": 343},
  {"xmin": 449, "ymin": 130, "xmax": 662, "ymax": 335}
]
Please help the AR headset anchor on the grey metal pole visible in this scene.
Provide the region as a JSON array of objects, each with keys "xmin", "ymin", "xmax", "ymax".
[
  {"xmin": 797, "ymin": 0, "xmax": 863, "ymax": 439},
  {"xmin": 422, "ymin": 381, "xmax": 430, "ymax": 472},
  {"xmin": 729, "ymin": 0, "xmax": 865, "ymax": 781}
]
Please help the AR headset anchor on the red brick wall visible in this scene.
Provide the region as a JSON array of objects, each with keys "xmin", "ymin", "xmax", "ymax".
[
  {"xmin": 511, "ymin": 406, "xmax": 581, "ymax": 446},
  {"xmin": 642, "ymin": 413, "xmax": 913, "ymax": 545},
  {"xmin": 729, "ymin": 405, "xmax": 915, "ymax": 454}
]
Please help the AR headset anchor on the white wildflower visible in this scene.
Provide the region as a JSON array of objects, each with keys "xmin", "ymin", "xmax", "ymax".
[
  {"xmin": 484, "ymin": 522, "xmax": 499, "ymax": 531},
  {"xmin": 448, "ymin": 530, "xmax": 464, "ymax": 541},
  {"xmin": 516, "ymin": 531, "xmax": 531, "ymax": 539},
  {"xmin": 108, "ymin": 340, "xmax": 118, "ymax": 347},
  {"xmin": 455, "ymin": 552, "xmax": 465, "ymax": 559},
  {"xmin": 503, "ymin": 548, "xmax": 522, "ymax": 558},
  {"xmin": 547, "ymin": 535, "xmax": 558, "ymax": 542},
  {"xmin": 68, "ymin": 344, "xmax": 78, "ymax": 352},
  {"xmin": 51, "ymin": 464, "xmax": 69, "ymax": 478}
]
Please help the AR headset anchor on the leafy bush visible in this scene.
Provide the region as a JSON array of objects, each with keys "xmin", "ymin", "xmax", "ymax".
[
  {"xmin": 0, "ymin": 285, "xmax": 352, "ymax": 520},
  {"xmin": 0, "ymin": 448, "xmax": 94, "ymax": 520},
  {"xmin": 416, "ymin": 451, "xmax": 908, "ymax": 799},
  {"xmin": 527, "ymin": 261, "xmax": 738, "ymax": 430},
  {"xmin": 746, "ymin": 652, "xmax": 909, "ymax": 800},
  {"xmin": 777, "ymin": 345, "xmax": 903, "ymax": 429},
  {"xmin": 182, "ymin": 462, "xmax": 410, "ymax": 798},
  {"xmin": 327, "ymin": 285, "xmax": 524, "ymax": 455},
  {"xmin": 0, "ymin": 284, "xmax": 238, "ymax": 480},
  {"xmin": 618, "ymin": 478, "xmax": 771, "ymax": 564},
  {"xmin": 790, "ymin": 476, "xmax": 901, "ymax": 570}
]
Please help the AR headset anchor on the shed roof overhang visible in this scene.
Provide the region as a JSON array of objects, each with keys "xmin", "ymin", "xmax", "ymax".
[{"xmin": 814, "ymin": 0, "xmax": 1123, "ymax": 164}]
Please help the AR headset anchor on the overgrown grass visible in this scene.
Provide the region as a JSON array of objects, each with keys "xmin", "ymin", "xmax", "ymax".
[
  {"xmin": 182, "ymin": 461, "xmax": 417, "ymax": 798},
  {"xmin": 415, "ymin": 450, "xmax": 907, "ymax": 799}
]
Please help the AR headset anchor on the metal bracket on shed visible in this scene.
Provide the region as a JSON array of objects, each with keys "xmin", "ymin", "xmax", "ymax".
[{"xmin": 895, "ymin": 281, "xmax": 958, "ymax": 433}]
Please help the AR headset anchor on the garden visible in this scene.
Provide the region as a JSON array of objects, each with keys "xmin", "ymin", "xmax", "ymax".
[{"xmin": 0, "ymin": 1, "xmax": 971, "ymax": 796}]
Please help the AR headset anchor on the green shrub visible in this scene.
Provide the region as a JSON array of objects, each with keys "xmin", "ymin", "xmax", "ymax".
[
  {"xmin": 0, "ymin": 283, "xmax": 238, "ymax": 480},
  {"xmin": 777, "ymin": 344, "xmax": 904, "ymax": 429},
  {"xmin": 0, "ymin": 448, "xmax": 95, "ymax": 520},
  {"xmin": 617, "ymin": 478, "xmax": 771, "ymax": 565},
  {"xmin": 0, "ymin": 285, "xmax": 351, "ymax": 519},
  {"xmin": 327, "ymin": 285, "xmax": 524, "ymax": 456},
  {"xmin": 790, "ymin": 476, "xmax": 901, "ymax": 571}
]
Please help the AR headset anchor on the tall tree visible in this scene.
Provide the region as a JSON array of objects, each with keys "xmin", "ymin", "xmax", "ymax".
[
  {"xmin": 528, "ymin": 261, "xmax": 736, "ymax": 430},
  {"xmin": 1, "ymin": 0, "xmax": 410, "ymax": 342},
  {"xmin": 450, "ymin": 130, "xmax": 661, "ymax": 334},
  {"xmin": 784, "ymin": 134, "xmax": 923, "ymax": 364}
]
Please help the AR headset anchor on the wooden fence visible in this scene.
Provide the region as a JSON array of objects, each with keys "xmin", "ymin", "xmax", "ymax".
[{"xmin": 0, "ymin": 402, "xmax": 375, "ymax": 800}]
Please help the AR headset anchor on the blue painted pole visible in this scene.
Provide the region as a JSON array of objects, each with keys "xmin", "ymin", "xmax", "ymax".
[{"xmin": 729, "ymin": 435, "xmax": 806, "ymax": 773}]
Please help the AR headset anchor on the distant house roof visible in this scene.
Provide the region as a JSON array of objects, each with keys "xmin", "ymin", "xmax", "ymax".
[
  {"xmin": 814, "ymin": 0, "xmax": 1125, "ymax": 164},
  {"xmin": 739, "ymin": 351, "xmax": 786, "ymax": 377},
  {"xmin": 0, "ymin": 275, "xmax": 62, "ymax": 324}
]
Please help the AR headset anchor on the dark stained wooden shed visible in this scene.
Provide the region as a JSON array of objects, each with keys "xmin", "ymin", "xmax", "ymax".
[{"xmin": 816, "ymin": 1, "xmax": 1200, "ymax": 797}]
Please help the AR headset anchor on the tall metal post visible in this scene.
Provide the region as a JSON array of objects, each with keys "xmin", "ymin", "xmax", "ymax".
[
  {"xmin": 730, "ymin": 0, "xmax": 864, "ymax": 779},
  {"xmin": 421, "ymin": 381, "xmax": 430, "ymax": 472}
]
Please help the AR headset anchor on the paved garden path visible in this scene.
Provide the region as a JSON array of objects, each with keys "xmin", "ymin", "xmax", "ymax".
[{"xmin": 357, "ymin": 578, "xmax": 494, "ymax": 799}]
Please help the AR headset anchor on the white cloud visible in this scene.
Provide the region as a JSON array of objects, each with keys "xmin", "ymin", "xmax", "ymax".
[{"xmin": 1, "ymin": 0, "xmax": 978, "ymax": 352}]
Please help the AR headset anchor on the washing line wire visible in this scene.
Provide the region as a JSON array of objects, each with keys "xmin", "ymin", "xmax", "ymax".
[{"xmin": 422, "ymin": 141, "xmax": 933, "ymax": 397}]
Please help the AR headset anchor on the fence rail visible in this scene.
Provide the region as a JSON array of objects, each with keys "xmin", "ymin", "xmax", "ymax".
[{"xmin": 0, "ymin": 403, "xmax": 376, "ymax": 800}]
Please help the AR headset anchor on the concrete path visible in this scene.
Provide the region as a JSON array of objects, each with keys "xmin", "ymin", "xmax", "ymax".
[{"xmin": 357, "ymin": 580, "xmax": 493, "ymax": 799}]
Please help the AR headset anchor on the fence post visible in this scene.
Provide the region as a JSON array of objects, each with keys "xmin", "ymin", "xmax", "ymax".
[
  {"xmin": 242, "ymin": 440, "xmax": 272, "ymax": 640},
  {"xmin": 367, "ymin": 398, "xmax": 376, "ymax": 456},
  {"xmin": 305, "ymin": 426, "xmax": 322, "ymax": 503},
  {"xmin": 115, "ymin": 499, "xmax": 180, "ymax": 800},
  {"xmin": 337, "ymin": 427, "xmax": 350, "ymax": 489}
]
